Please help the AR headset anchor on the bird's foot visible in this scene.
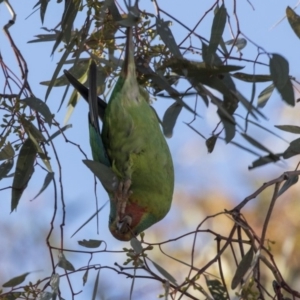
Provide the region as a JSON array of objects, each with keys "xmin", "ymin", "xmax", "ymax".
[{"xmin": 115, "ymin": 178, "xmax": 132, "ymax": 217}]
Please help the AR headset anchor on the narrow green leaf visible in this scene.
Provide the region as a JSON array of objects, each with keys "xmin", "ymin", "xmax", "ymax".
[
  {"xmin": 11, "ymin": 139, "xmax": 37, "ymax": 212},
  {"xmin": 31, "ymin": 172, "xmax": 54, "ymax": 201},
  {"xmin": 162, "ymin": 102, "xmax": 182, "ymax": 138},
  {"xmin": 240, "ymin": 133, "xmax": 273, "ymax": 154},
  {"xmin": 46, "ymin": 124, "xmax": 72, "ymax": 142},
  {"xmin": 83, "ymin": 159, "xmax": 118, "ymax": 193},
  {"xmin": 257, "ymin": 84, "xmax": 274, "ymax": 108},
  {"xmin": 92, "ymin": 270, "xmax": 100, "ymax": 300},
  {"xmin": 0, "ymin": 159, "xmax": 14, "ymax": 180},
  {"xmin": 211, "ymin": 95, "xmax": 235, "ymax": 124},
  {"xmin": 270, "ymin": 54, "xmax": 294, "ymax": 106},
  {"xmin": 227, "ymin": 138, "xmax": 261, "ymax": 157},
  {"xmin": 58, "ymin": 252, "xmax": 75, "ymax": 271},
  {"xmin": 283, "ymin": 138, "xmax": 300, "ymax": 159},
  {"xmin": 277, "ymin": 175, "xmax": 298, "ymax": 197},
  {"xmin": 205, "ymin": 276, "xmax": 228, "ymax": 300},
  {"xmin": 208, "ymin": 5, "xmax": 227, "ymax": 55},
  {"xmin": 60, "ymin": 0, "xmax": 80, "ymax": 44},
  {"xmin": 232, "ymin": 72, "xmax": 272, "ymax": 82},
  {"xmin": 279, "ymin": 79, "xmax": 295, "ymax": 106},
  {"xmin": 0, "ymin": 136, "xmax": 6, "ymax": 149},
  {"xmin": 286, "ymin": 6, "xmax": 300, "ymax": 39},
  {"xmin": 71, "ymin": 201, "xmax": 108, "ymax": 238},
  {"xmin": 270, "ymin": 54, "xmax": 289, "ymax": 89},
  {"xmin": 40, "ymin": 0, "xmax": 49, "ymax": 24},
  {"xmin": 235, "ymin": 90, "xmax": 266, "ymax": 120},
  {"xmin": 151, "ymin": 260, "xmax": 177, "ymax": 285},
  {"xmin": 156, "ymin": 18, "xmax": 182, "ymax": 58},
  {"xmin": 219, "ymin": 113, "xmax": 235, "ymax": 143},
  {"xmin": 41, "ymin": 60, "xmax": 90, "ymax": 87},
  {"xmin": 83, "ymin": 269, "xmax": 88, "ymax": 286},
  {"xmin": 28, "ymin": 33, "xmax": 59, "ymax": 43},
  {"xmin": 49, "ymin": 273, "xmax": 60, "ymax": 293},
  {"xmin": 248, "ymin": 153, "xmax": 281, "ymax": 170},
  {"xmin": 22, "ymin": 118, "xmax": 46, "ymax": 142},
  {"xmin": 275, "ymin": 125, "xmax": 300, "ymax": 134},
  {"xmin": 2, "ymin": 272, "xmax": 30, "ymax": 287},
  {"xmin": 0, "ymin": 142, "xmax": 14, "ymax": 160},
  {"xmin": 37, "ymin": 291, "xmax": 53, "ymax": 300},
  {"xmin": 225, "ymin": 38, "xmax": 247, "ymax": 51},
  {"xmin": 45, "ymin": 38, "xmax": 76, "ymax": 100},
  {"xmin": 163, "ymin": 58, "xmax": 243, "ymax": 78},
  {"xmin": 64, "ymin": 91, "xmax": 80, "ymax": 125},
  {"xmin": 23, "ymin": 97, "xmax": 53, "ymax": 127},
  {"xmin": 21, "ymin": 119, "xmax": 52, "ymax": 172},
  {"xmin": 231, "ymin": 248, "xmax": 254, "ymax": 289},
  {"xmin": 244, "ymin": 119, "xmax": 287, "ymax": 142},
  {"xmin": 130, "ymin": 238, "xmax": 143, "ymax": 254},
  {"xmin": 78, "ymin": 239, "xmax": 102, "ymax": 248}
]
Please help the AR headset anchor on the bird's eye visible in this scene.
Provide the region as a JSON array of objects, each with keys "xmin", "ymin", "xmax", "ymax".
[{"xmin": 109, "ymin": 216, "xmax": 114, "ymax": 224}]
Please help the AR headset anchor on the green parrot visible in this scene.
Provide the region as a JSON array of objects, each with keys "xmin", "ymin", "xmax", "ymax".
[{"xmin": 64, "ymin": 26, "xmax": 174, "ymax": 241}]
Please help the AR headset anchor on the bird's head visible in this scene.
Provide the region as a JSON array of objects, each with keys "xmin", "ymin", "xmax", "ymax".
[{"xmin": 109, "ymin": 201, "xmax": 157, "ymax": 241}]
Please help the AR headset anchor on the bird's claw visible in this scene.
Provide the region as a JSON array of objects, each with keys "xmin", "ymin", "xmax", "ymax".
[{"xmin": 115, "ymin": 178, "xmax": 132, "ymax": 220}]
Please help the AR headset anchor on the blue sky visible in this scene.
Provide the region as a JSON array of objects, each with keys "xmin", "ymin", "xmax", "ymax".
[{"xmin": 0, "ymin": 0, "xmax": 300, "ymax": 299}]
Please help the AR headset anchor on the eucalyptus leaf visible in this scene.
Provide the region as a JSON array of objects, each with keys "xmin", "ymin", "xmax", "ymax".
[
  {"xmin": 28, "ymin": 33, "xmax": 59, "ymax": 43},
  {"xmin": 46, "ymin": 124, "xmax": 72, "ymax": 143},
  {"xmin": 156, "ymin": 18, "xmax": 182, "ymax": 58},
  {"xmin": 130, "ymin": 237, "xmax": 143, "ymax": 254},
  {"xmin": 31, "ymin": 172, "xmax": 54, "ymax": 201},
  {"xmin": 92, "ymin": 270, "xmax": 100, "ymax": 300},
  {"xmin": 277, "ymin": 175, "xmax": 298, "ymax": 197},
  {"xmin": 41, "ymin": 60, "xmax": 90, "ymax": 87},
  {"xmin": 49, "ymin": 273, "xmax": 60, "ymax": 293},
  {"xmin": 286, "ymin": 6, "xmax": 300, "ymax": 39},
  {"xmin": 2, "ymin": 272, "xmax": 30, "ymax": 288},
  {"xmin": 23, "ymin": 97, "xmax": 53, "ymax": 127},
  {"xmin": 208, "ymin": 5, "xmax": 227, "ymax": 56},
  {"xmin": 45, "ymin": 38, "xmax": 76, "ymax": 100},
  {"xmin": 232, "ymin": 72, "xmax": 272, "ymax": 82},
  {"xmin": 231, "ymin": 248, "xmax": 254, "ymax": 289},
  {"xmin": 151, "ymin": 260, "xmax": 177, "ymax": 285},
  {"xmin": 0, "ymin": 142, "xmax": 14, "ymax": 160},
  {"xmin": 219, "ymin": 112, "xmax": 235, "ymax": 143},
  {"xmin": 11, "ymin": 139, "xmax": 37, "ymax": 212},
  {"xmin": 278, "ymin": 79, "xmax": 294, "ymax": 106},
  {"xmin": 248, "ymin": 153, "xmax": 281, "ymax": 170},
  {"xmin": 225, "ymin": 38, "xmax": 247, "ymax": 51},
  {"xmin": 205, "ymin": 276, "xmax": 227, "ymax": 300},
  {"xmin": 269, "ymin": 54, "xmax": 294, "ymax": 106},
  {"xmin": 240, "ymin": 133, "xmax": 273, "ymax": 154},
  {"xmin": 283, "ymin": 138, "xmax": 300, "ymax": 159},
  {"xmin": 22, "ymin": 118, "xmax": 46, "ymax": 142},
  {"xmin": 275, "ymin": 125, "xmax": 300, "ymax": 134},
  {"xmin": 257, "ymin": 84, "xmax": 274, "ymax": 108},
  {"xmin": 162, "ymin": 102, "xmax": 182, "ymax": 138},
  {"xmin": 58, "ymin": 252, "xmax": 75, "ymax": 271},
  {"xmin": 83, "ymin": 159, "xmax": 118, "ymax": 193},
  {"xmin": 0, "ymin": 159, "xmax": 13, "ymax": 180},
  {"xmin": 71, "ymin": 201, "xmax": 108, "ymax": 237},
  {"xmin": 83, "ymin": 269, "xmax": 88, "ymax": 286},
  {"xmin": 78, "ymin": 239, "xmax": 102, "ymax": 248},
  {"xmin": 270, "ymin": 54, "xmax": 289, "ymax": 89}
]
